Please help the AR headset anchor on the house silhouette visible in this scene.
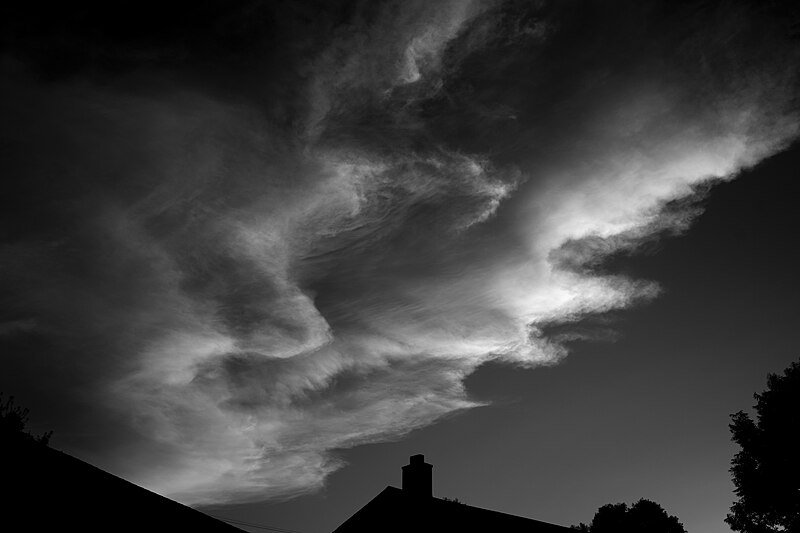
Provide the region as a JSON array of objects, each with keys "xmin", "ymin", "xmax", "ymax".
[
  {"xmin": 3, "ymin": 434, "xmax": 242, "ymax": 532},
  {"xmin": 332, "ymin": 454, "xmax": 574, "ymax": 532}
]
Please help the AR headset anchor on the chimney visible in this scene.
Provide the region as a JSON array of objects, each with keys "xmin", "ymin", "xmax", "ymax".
[{"xmin": 401, "ymin": 454, "xmax": 433, "ymax": 498}]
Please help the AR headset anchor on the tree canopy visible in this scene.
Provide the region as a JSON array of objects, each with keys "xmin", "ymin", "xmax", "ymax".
[
  {"xmin": 726, "ymin": 359, "xmax": 800, "ymax": 533},
  {"xmin": 0, "ymin": 393, "xmax": 52, "ymax": 446},
  {"xmin": 573, "ymin": 498, "xmax": 686, "ymax": 533}
]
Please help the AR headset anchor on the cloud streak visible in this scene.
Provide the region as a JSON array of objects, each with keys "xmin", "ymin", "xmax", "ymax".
[{"xmin": 1, "ymin": 0, "xmax": 798, "ymax": 505}]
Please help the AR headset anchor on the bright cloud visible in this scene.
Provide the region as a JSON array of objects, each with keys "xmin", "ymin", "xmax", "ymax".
[{"xmin": 1, "ymin": 0, "xmax": 798, "ymax": 505}]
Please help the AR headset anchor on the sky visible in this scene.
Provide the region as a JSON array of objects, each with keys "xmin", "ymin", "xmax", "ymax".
[{"xmin": 1, "ymin": 1, "xmax": 799, "ymax": 532}]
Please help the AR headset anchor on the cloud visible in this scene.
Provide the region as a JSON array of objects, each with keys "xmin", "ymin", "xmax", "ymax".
[{"xmin": 1, "ymin": 0, "xmax": 798, "ymax": 505}]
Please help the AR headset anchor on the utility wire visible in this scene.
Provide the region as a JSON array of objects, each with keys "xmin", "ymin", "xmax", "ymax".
[
  {"xmin": 208, "ymin": 513, "xmax": 305, "ymax": 533},
  {"xmin": 212, "ymin": 515, "xmax": 297, "ymax": 532}
]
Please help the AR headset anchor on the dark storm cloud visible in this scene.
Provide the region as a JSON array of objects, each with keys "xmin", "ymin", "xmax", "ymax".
[{"xmin": 1, "ymin": 0, "xmax": 798, "ymax": 504}]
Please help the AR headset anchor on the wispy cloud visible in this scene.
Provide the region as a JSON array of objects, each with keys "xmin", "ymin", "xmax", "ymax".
[{"xmin": 1, "ymin": 0, "xmax": 798, "ymax": 505}]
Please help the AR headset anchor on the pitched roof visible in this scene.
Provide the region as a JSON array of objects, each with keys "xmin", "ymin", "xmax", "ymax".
[
  {"xmin": 3, "ymin": 437, "xmax": 242, "ymax": 532},
  {"xmin": 333, "ymin": 486, "xmax": 574, "ymax": 533}
]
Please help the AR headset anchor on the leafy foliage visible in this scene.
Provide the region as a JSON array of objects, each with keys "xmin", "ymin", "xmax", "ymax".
[
  {"xmin": 0, "ymin": 393, "xmax": 52, "ymax": 446},
  {"xmin": 573, "ymin": 499, "xmax": 686, "ymax": 533},
  {"xmin": 726, "ymin": 359, "xmax": 800, "ymax": 533}
]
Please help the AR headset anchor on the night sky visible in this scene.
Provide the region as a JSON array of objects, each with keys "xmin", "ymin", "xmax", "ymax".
[{"xmin": 1, "ymin": 2, "xmax": 799, "ymax": 533}]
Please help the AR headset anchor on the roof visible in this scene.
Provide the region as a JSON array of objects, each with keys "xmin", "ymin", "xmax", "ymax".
[
  {"xmin": 333, "ymin": 486, "xmax": 574, "ymax": 533},
  {"xmin": 3, "ymin": 436, "xmax": 242, "ymax": 532}
]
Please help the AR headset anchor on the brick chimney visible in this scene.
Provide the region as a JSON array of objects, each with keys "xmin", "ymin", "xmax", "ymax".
[{"xmin": 401, "ymin": 454, "xmax": 433, "ymax": 498}]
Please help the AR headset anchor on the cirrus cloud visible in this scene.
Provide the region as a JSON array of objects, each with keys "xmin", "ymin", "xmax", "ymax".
[{"xmin": 1, "ymin": 0, "xmax": 798, "ymax": 505}]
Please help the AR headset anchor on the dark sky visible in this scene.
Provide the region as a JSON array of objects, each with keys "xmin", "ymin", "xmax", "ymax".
[
  {"xmin": 2, "ymin": 2, "xmax": 799, "ymax": 532},
  {"xmin": 202, "ymin": 142, "xmax": 800, "ymax": 533}
]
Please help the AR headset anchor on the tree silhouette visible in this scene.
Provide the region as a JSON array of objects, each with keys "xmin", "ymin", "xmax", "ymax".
[
  {"xmin": 573, "ymin": 499, "xmax": 686, "ymax": 533},
  {"xmin": 726, "ymin": 359, "xmax": 800, "ymax": 533},
  {"xmin": 0, "ymin": 393, "xmax": 52, "ymax": 446}
]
